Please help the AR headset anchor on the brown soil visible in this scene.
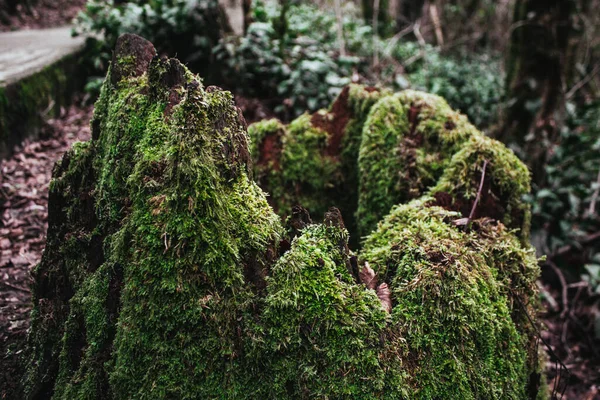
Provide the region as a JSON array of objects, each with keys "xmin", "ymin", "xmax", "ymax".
[
  {"xmin": 0, "ymin": 0, "xmax": 87, "ymax": 32},
  {"xmin": 0, "ymin": 103, "xmax": 92, "ymax": 398}
]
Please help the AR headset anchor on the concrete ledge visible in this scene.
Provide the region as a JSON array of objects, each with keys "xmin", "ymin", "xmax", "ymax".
[{"xmin": 0, "ymin": 27, "xmax": 87, "ymax": 158}]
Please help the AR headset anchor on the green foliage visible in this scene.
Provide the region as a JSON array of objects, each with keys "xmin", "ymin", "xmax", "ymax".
[
  {"xmin": 393, "ymin": 43, "xmax": 504, "ymax": 129},
  {"xmin": 214, "ymin": 2, "xmax": 368, "ymax": 118},
  {"xmin": 531, "ymin": 102, "xmax": 600, "ymax": 277},
  {"xmin": 77, "ymin": 0, "xmax": 504, "ymax": 126},
  {"xmin": 74, "ymin": 0, "xmax": 225, "ymax": 73}
]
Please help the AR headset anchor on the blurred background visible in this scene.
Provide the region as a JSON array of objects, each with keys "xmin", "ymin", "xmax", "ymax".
[{"xmin": 0, "ymin": 0, "xmax": 599, "ymax": 398}]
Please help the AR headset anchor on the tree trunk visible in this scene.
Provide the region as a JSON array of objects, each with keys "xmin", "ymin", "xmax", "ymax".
[
  {"xmin": 498, "ymin": 0, "xmax": 577, "ymax": 184},
  {"xmin": 362, "ymin": 0, "xmax": 391, "ymax": 34}
]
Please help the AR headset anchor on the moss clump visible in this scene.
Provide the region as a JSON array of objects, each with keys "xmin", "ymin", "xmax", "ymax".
[
  {"xmin": 24, "ymin": 34, "xmax": 545, "ymax": 399},
  {"xmin": 357, "ymin": 90, "xmax": 477, "ymax": 237},
  {"xmin": 257, "ymin": 212, "xmax": 393, "ymax": 398},
  {"xmin": 361, "ymin": 199, "xmax": 543, "ymax": 399},
  {"xmin": 248, "ymin": 84, "xmax": 390, "ymax": 243},
  {"xmin": 24, "ymin": 34, "xmax": 282, "ymax": 398},
  {"xmin": 429, "ymin": 134, "xmax": 532, "ymax": 240}
]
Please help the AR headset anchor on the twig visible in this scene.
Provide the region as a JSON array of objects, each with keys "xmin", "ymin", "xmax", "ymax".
[
  {"xmin": 467, "ymin": 160, "xmax": 488, "ymax": 224},
  {"xmin": 586, "ymin": 167, "xmax": 600, "ymax": 216},
  {"xmin": 551, "ymin": 230, "xmax": 600, "ymax": 259},
  {"xmin": 333, "ymin": 0, "xmax": 346, "ymax": 56},
  {"xmin": 537, "ymin": 280, "xmax": 558, "ymax": 312},
  {"xmin": 372, "ymin": 0, "xmax": 381, "ymax": 67},
  {"xmin": 428, "ymin": 4, "xmax": 444, "ymax": 46},
  {"xmin": 566, "ymin": 64, "xmax": 600, "ymax": 100},
  {"xmin": 403, "ymin": 22, "xmax": 427, "ymax": 67},
  {"xmin": 413, "ymin": 20, "xmax": 426, "ymax": 46},
  {"xmin": 383, "ymin": 24, "xmax": 415, "ymax": 55},
  {"xmin": 0, "ymin": 280, "xmax": 30, "ymax": 293},
  {"xmin": 547, "ymin": 261, "xmax": 569, "ymax": 319}
]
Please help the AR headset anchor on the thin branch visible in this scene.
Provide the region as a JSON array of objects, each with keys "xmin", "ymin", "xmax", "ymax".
[
  {"xmin": 383, "ymin": 23, "xmax": 415, "ymax": 55},
  {"xmin": 428, "ymin": 3, "xmax": 444, "ymax": 46},
  {"xmin": 547, "ymin": 260, "xmax": 569, "ymax": 319},
  {"xmin": 413, "ymin": 20, "xmax": 426, "ymax": 46},
  {"xmin": 566, "ymin": 64, "xmax": 600, "ymax": 100},
  {"xmin": 551, "ymin": 230, "xmax": 600, "ymax": 259},
  {"xmin": 468, "ymin": 160, "xmax": 488, "ymax": 223},
  {"xmin": 372, "ymin": 0, "xmax": 381, "ymax": 67},
  {"xmin": 586, "ymin": 166, "xmax": 600, "ymax": 216},
  {"xmin": 0, "ymin": 280, "xmax": 30, "ymax": 293},
  {"xmin": 403, "ymin": 22, "xmax": 427, "ymax": 67},
  {"xmin": 333, "ymin": 0, "xmax": 346, "ymax": 56}
]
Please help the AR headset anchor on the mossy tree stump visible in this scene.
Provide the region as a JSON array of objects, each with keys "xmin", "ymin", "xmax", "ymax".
[{"xmin": 24, "ymin": 34, "xmax": 546, "ymax": 399}]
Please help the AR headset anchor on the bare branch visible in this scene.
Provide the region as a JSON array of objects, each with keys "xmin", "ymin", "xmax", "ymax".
[
  {"xmin": 334, "ymin": 0, "xmax": 346, "ymax": 56},
  {"xmin": 468, "ymin": 160, "xmax": 489, "ymax": 224},
  {"xmin": 586, "ymin": 167, "xmax": 600, "ymax": 217}
]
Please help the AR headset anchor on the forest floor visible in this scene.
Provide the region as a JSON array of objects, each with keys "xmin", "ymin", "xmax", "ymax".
[
  {"xmin": 0, "ymin": 100, "xmax": 598, "ymax": 399},
  {"xmin": 0, "ymin": 0, "xmax": 86, "ymax": 32}
]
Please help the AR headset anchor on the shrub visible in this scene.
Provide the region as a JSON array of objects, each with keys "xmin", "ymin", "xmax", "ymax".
[
  {"xmin": 393, "ymin": 42, "xmax": 504, "ymax": 129},
  {"xmin": 531, "ymin": 102, "xmax": 600, "ymax": 282},
  {"xmin": 74, "ymin": 0, "xmax": 228, "ymax": 75}
]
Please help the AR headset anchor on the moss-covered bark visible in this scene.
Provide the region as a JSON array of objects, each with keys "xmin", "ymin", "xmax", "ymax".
[
  {"xmin": 251, "ymin": 88, "xmax": 530, "ymax": 242},
  {"xmin": 23, "ymin": 34, "xmax": 282, "ymax": 398},
  {"xmin": 25, "ymin": 34, "xmax": 545, "ymax": 399},
  {"xmin": 248, "ymin": 84, "xmax": 390, "ymax": 246},
  {"xmin": 361, "ymin": 200, "xmax": 543, "ymax": 398}
]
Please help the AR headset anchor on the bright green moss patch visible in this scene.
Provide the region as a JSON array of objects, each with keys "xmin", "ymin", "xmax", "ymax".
[
  {"xmin": 259, "ymin": 221, "xmax": 393, "ymax": 398},
  {"xmin": 361, "ymin": 199, "xmax": 543, "ymax": 399},
  {"xmin": 429, "ymin": 134, "xmax": 532, "ymax": 240},
  {"xmin": 248, "ymin": 84, "xmax": 390, "ymax": 243},
  {"xmin": 357, "ymin": 90, "xmax": 476, "ymax": 237},
  {"xmin": 24, "ymin": 34, "xmax": 282, "ymax": 399}
]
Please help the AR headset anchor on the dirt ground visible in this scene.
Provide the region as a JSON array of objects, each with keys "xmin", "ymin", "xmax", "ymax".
[
  {"xmin": 0, "ymin": 99, "xmax": 598, "ymax": 399},
  {"xmin": 0, "ymin": 0, "xmax": 87, "ymax": 32},
  {"xmin": 0, "ymin": 103, "xmax": 92, "ymax": 398}
]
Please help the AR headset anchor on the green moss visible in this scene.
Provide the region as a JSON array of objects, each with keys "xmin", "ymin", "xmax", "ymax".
[
  {"xmin": 361, "ymin": 199, "xmax": 542, "ymax": 399},
  {"xmin": 429, "ymin": 134, "xmax": 532, "ymax": 240},
  {"xmin": 357, "ymin": 90, "xmax": 476, "ymax": 237},
  {"xmin": 24, "ymin": 35, "xmax": 283, "ymax": 399},
  {"xmin": 248, "ymin": 85, "xmax": 390, "ymax": 244},
  {"xmin": 24, "ymin": 34, "xmax": 546, "ymax": 399},
  {"xmin": 258, "ymin": 222, "xmax": 393, "ymax": 398}
]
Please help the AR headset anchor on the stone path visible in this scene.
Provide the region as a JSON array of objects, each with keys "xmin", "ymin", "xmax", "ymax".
[{"xmin": 0, "ymin": 26, "xmax": 86, "ymax": 87}]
